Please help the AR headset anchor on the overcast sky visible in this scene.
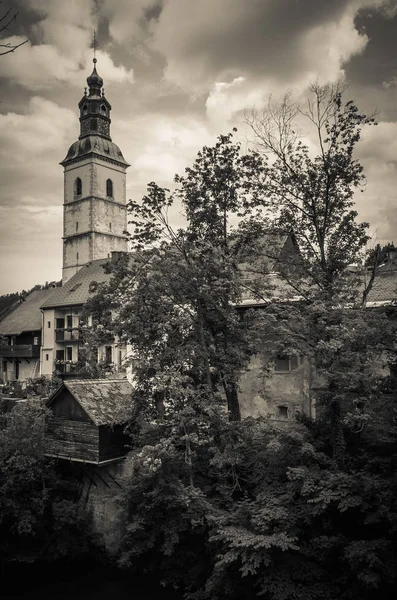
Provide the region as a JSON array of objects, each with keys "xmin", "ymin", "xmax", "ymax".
[{"xmin": 0, "ymin": 0, "xmax": 397, "ymax": 294}]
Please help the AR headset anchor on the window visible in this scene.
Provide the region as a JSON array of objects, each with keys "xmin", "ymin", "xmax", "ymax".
[
  {"xmin": 106, "ymin": 179, "xmax": 113, "ymax": 197},
  {"xmin": 66, "ymin": 347, "xmax": 73, "ymax": 361},
  {"xmin": 55, "ymin": 318, "xmax": 65, "ymax": 329},
  {"xmin": 105, "ymin": 346, "xmax": 112, "ymax": 363},
  {"xmin": 109, "ymin": 222, "xmax": 112, "ymax": 231},
  {"xmin": 66, "ymin": 315, "xmax": 73, "ymax": 329},
  {"xmin": 47, "ymin": 321, "xmax": 51, "ymax": 328},
  {"xmin": 275, "ymin": 355, "xmax": 299, "ymax": 372},
  {"xmin": 33, "ymin": 337, "xmax": 39, "ymax": 346},
  {"xmin": 277, "ymin": 405, "xmax": 289, "ymax": 419},
  {"xmin": 76, "ymin": 221, "xmax": 79, "ymax": 232},
  {"xmin": 100, "ymin": 104, "xmax": 107, "ymax": 115},
  {"xmin": 10, "ymin": 336, "xmax": 15, "ymax": 346},
  {"xmin": 76, "ymin": 252, "xmax": 79, "ymax": 261},
  {"xmin": 91, "ymin": 118, "xmax": 97, "ymax": 131},
  {"xmin": 83, "ymin": 104, "xmax": 88, "ymax": 115},
  {"xmin": 15, "ymin": 361, "xmax": 19, "ymax": 380},
  {"xmin": 69, "ymin": 283, "xmax": 81, "ymax": 292},
  {"xmin": 74, "ymin": 177, "xmax": 82, "ymax": 197},
  {"xmin": 56, "ymin": 349, "xmax": 65, "ymax": 361},
  {"xmin": 45, "ymin": 354, "xmax": 49, "ymax": 361}
]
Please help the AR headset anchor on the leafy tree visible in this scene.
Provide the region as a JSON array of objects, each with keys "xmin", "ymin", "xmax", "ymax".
[
  {"xmin": 0, "ymin": 400, "xmax": 96, "ymax": 562},
  {"xmin": 90, "ymin": 88, "xmax": 397, "ymax": 600},
  {"xmin": 245, "ymin": 84, "xmax": 392, "ymax": 464},
  {"xmin": 84, "ymin": 131, "xmax": 269, "ymax": 422}
]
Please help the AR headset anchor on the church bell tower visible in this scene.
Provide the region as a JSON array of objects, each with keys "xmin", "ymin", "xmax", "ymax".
[{"xmin": 60, "ymin": 57, "xmax": 129, "ymax": 283}]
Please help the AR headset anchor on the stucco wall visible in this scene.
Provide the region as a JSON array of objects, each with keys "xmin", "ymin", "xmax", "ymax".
[
  {"xmin": 91, "ymin": 159, "xmax": 126, "ymax": 204},
  {"xmin": 92, "ymin": 198, "xmax": 126, "ymax": 234},
  {"xmin": 2, "ymin": 358, "xmax": 39, "ymax": 382},
  {"xmin": 64, "ymin": 160, "xmax": 93, "ymax": 204},
  {"xmin": 239, "ymin": 353, "xmax": 312, "ymax": 420}
]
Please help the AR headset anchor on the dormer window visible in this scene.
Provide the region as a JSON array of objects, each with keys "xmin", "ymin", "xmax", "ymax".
[
  {"xmin": 106, "ymin": 179, "xmax": 113, "ymax": 197},
  {"xmin": 74, "ymin": 177, "xmax": 82, "ymax": 197}
]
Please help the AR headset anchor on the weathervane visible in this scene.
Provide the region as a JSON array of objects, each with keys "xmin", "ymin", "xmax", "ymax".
[{"xmin": 91, "ymin": 30, "xmax": 98, "ymax": 63}]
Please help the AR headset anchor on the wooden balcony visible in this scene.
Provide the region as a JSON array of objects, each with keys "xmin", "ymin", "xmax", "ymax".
[
  {"xmin": 0, "ymin": 344, "xmax": 40, "ymax": 358},
  {"xmin": 54, "ymin": 361, "xmax": 79, "ymax": 374}
]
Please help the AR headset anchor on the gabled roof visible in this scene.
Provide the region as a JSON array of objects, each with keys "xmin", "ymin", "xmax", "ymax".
[
  {"xmin": 0, "ymin": 289, "xmax": 55, "ymax": 336},
  {"xmin": 366, "ymin": 270, "xmax": 397, "ymax": 306},
  {"xmin": 41, "ymin": 259, "xmax": 111, "ymax": 309},
  {"xmin": 47, "ymin": 379, "xmax": 132, "ymax": 426}
]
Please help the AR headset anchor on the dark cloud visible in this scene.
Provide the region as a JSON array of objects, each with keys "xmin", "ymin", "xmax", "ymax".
[{"xmin": 1, "ymin": 0, "xmax": 397, "ymax": 292}]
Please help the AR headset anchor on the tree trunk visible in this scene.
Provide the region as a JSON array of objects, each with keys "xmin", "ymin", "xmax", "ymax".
[{"xmin": 222, "ymin": 375, "xmax": 241, "ymax": 422}]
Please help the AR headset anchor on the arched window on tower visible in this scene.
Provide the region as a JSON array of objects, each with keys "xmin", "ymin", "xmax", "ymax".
[
  {"xmin": 82, "ymin": 104, "xmax": 88, "ymax": 115},
  {"xmin": 100, "ymin": 104, "xmax": 107, "ymax": 115},
  {"xmin": 106, "ymin": 179, "xmax": 113, "ymax": 198},
  {"xmin": 74, "ymin": 177, "xmax": 82, "ymax": 197}
]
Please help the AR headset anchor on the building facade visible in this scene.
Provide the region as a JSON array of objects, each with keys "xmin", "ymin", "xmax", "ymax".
[{"xmin": 0, "ymin": 289, "xmax": 56, "ymax": 383}]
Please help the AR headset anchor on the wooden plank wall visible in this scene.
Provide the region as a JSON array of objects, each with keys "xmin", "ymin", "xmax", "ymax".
[{"xmin": 46, "ymin": 417, "xmax": 99, "ymax": 462}]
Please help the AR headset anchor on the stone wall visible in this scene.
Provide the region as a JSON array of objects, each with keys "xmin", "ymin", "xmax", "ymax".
[{"xmin": 80, "ymin": 455, "xmax": 134, "ymax": 555}]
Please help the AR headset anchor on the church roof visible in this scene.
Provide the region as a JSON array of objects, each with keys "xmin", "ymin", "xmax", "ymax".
[
  {"xmin": 61, "ymin": 135, "xmax": 129, "ymax": 166},
  {"xmin": 41, "ymin": 259, "xmax": 111, "ymax": 309},
  {"xmin": 47, "ymin": 379, "xmax": 132, "ymax": 426},
  {"xmin": 0, "ymin": 289, "xmax": 56, "ymax": 335}
]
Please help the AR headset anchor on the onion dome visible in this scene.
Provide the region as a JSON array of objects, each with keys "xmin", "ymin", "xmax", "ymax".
[
  {"xmin": 61, "ymin": 136, "xmax": 130, "ymax": 167},
  {"xmin": 86, "ymin": 58, "xmax": 103, "ymax": 94}
]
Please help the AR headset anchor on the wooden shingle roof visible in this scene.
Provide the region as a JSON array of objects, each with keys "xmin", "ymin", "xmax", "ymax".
[{"xmin": 47, "ymin": 379, "xmax": 133, "ymax": 426}]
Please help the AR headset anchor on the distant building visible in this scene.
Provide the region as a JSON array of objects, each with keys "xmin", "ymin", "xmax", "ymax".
[
  {"xmin": 0, "ymin": 289, "xmax": 55, "ymax": 383},
  {"xmin": 40, "ymin": 257, "xmax": 127, "ymax": 377}
]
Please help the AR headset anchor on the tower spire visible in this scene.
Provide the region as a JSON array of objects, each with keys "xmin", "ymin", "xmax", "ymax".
[{"xmin": 91, "ymin": 29, "xmax": 98, "ymax": 62}]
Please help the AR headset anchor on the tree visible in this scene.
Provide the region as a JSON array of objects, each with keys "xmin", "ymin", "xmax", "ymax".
[
  {"xmin": 84, "ymin": 131, "xmax": 269, "ymax": 423},
  {"xmin": 88, "ymin": 89, "xmax": 397, "ymax": 600},
  {"xmin": 0, "ymin": 400, "xmax": 96, "ymax": 562},
  {"xmin": 245, "ymin": 84, "xmax": 390, "ymax": 464},
  {"xmin": 246, "ymin": 83, "xmax": 376, "ymax": 297},
  {"xmin": 0, "ymin": 4, "xmax": 28, "ymax": 57}
]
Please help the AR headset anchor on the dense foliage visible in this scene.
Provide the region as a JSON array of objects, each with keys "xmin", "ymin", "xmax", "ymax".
[{"xmin": 0, "ymin": 400, "xmax": 97, "ymax": 563}]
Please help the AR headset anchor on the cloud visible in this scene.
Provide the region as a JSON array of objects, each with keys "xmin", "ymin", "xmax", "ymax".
[
  {"xmin": 100, "ymin": 0, "xmax": 162, "ymax": 46},
  {"xmin": 0, "ymin": 39, "xmax": 134, "ymax": 90},
  {"xmin": 354, "ymin": 121, "xmax": 397, "ymax": 243}
]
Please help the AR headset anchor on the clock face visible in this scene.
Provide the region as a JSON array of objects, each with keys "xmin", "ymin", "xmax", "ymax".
[{"xmin": 98, "ymin": 119, "xmax": 109, "ymax": 136}]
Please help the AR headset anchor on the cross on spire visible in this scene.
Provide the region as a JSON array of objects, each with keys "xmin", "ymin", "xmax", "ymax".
[{"xmin": 91, "ymin": 30, "xmax": 98, "ymax": 62}]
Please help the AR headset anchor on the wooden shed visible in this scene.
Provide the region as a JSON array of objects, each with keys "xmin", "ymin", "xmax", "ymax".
[{"xmin": 45, "ymin": 379, "xmax": 132, "ymax": 465}]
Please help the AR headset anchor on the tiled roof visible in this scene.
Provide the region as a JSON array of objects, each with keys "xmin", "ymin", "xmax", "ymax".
[
  {"xmin": 0, "ymin": 289, "xmax": 56, "ymax": 335},
  {"xmin": 47, "ymin": 379, "xmax": 133, "ymax": 426},
  {"xmin": 366, "ymin": 270, "xmax": 397, "ymax": 306},
  {"xmin": 41, "ymin": 259, "xmax": 111, "ymax": 309}
]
